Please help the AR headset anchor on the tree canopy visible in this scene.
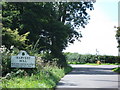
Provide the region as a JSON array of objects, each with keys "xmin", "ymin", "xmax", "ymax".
[{"xmin": 2, "ymin": 2, "xmax": 94, "ymax": 67}]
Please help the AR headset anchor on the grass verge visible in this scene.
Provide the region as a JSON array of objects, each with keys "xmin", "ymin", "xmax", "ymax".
[
  {"xmin": 68, "ymin": 62, "xmax": 120, "ymax": 65},
  {"xmin": 84, "ymin": 63, "xmax": 119, "ymax": 65},
  {"xmin": 112, "ymin": 67, "xmax": 120, "ymax": 74},
  {"xmin": 1, "ymin": 65, "xmax": 72, "ymax": 88}
]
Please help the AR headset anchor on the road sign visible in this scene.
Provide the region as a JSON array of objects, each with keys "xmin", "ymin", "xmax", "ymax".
[{"xmin": 11, "ymin": 50, "xmax": 35, "ymax": 68}]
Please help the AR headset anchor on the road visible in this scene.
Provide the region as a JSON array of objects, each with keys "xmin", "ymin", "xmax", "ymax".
[{"xmin": 56, "ymin": 65, "xmax": 119, "ymax": 90}]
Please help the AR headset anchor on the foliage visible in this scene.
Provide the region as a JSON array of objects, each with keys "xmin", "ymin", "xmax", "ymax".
[
  {"xmin": 65, "ymin": 52, "xmax": 120, "ymax": 64},
  {"xmin": 2, "ymin": 28, "xmax": 30, "ymax": 49},
  {"xmin": 2, "ymin": 2, "xmax": 94, "ymax": 67},
  {"xmin": 1, "ymin": 45, "xmax": 69, "ymax": 76},
  {"xmin": 1, "ymin": 45, "xmax": 72, "ymax": 88},
  {"xmin": 112, "ymin": 67, "xmax": 120, "ymax": 74},
  {"xmin": 116, "ymin": 27, "xmax": 120, "ymax": 37},
  {"xmin": 1, "ymin": 45, "xmax": 20, "ymax": 76},
  {"xmin": 1, "ymin": 63, "xmax": 72, "ymax": 88},
  {"xmin": 116, "ymin": 27, "xmax": 120, "ymax": 47},
  {"xmin": 54, "ymin": 2, "xmax": 94, "ymax": 29}
]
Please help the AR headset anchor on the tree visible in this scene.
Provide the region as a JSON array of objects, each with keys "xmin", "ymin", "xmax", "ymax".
[
  {"xmin": 2, "ymin": 2, "xmax": 95, "ymax": 67},
  {"xmin": 116, "ymin": 27, "xmax": 120, "ymax": 56},
  {"xmin": 2, "ymin": 2, "xmax": 94, "ymax": 46},
  {"xmin": 54, "ymin": 2, "xmax": 94, "ymax": 27}
]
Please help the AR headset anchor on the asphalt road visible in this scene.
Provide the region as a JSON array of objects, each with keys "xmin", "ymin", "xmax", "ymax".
[{"xmin": 56, "ymin": 65, "xmax": 119, "ymax": 89}]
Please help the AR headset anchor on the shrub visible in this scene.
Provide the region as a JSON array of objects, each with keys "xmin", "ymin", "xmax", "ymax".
[
  {"xmin": 2, "ymin": 28, "xmax": 30, "ymax": 49},
  {"xmin": 1, "ymin": 45, "xmax": 20, "ymax": 76}
]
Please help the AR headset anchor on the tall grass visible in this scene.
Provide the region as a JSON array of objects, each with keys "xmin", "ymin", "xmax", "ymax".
[
  {"xmin": 1, "ymin": 64, "xmax": 72, "ymax": 88},
  {"xmin": 1, "ymin": 45, "xmax": 72, "ymax": 88}
]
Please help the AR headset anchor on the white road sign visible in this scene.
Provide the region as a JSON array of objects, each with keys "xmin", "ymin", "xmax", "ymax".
[{"xmin": 11, "ymin": 50, "xmax": 35, "ymax": 68}]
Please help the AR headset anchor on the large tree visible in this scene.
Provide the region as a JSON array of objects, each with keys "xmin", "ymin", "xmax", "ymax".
[{"xmin": 2, "ymin": 2, "xmax": 94, "ymax": 67}]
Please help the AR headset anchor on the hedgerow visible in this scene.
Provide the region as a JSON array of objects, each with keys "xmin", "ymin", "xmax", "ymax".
[{"xmin": 64, "ymin": 52, "xmax": 120, "ymax": 64}]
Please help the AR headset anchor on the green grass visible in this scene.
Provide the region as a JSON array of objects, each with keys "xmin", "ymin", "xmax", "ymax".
[
  {"xmin": 112, "ymin": 67, "xmax": 120, "ymax": 74},
  {"xmin": 68, "ymin": 62, "xmax": 83, "ymax": 64},
  {"xmin": 68, "ymin": 62, "xmax": 120, "ymax": 65},
  {"xmin": 1, "ymin": 65, "xmax": 72, "ymax": 88},
  {"xmin": 84, "ymin": 63, "xmax": 119, "ymax": 65}
]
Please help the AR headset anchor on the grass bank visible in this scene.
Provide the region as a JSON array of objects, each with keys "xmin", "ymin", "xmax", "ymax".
[{"xmin": 1, "ymin": 65, "xmax": 72, "ymax": 88}]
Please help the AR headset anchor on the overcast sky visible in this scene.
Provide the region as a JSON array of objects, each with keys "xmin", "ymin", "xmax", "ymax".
[{"xmin": 64, "ymin": 0, "xmax": 119, "ymax": 56}]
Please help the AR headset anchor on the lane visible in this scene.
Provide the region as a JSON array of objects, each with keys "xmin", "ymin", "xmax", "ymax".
[{"xmin": 56, "ymin": 65, "xmax": 119, "ymax": 89}]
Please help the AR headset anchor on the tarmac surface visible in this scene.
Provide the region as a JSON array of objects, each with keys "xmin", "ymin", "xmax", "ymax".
[{"xmin": 56, "ymin": 65, "xmax": 119, "ymax": 89}]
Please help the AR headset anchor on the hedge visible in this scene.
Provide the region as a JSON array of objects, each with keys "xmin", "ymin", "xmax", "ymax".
[{"xmin": 64, "ymin": 52, "xmax": 120, "ymax": 64}]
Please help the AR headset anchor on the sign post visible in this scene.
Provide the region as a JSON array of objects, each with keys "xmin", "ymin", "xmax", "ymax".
[{"xmin": 11, "ymin": 50, "xmax": 35, "ymax": 68}]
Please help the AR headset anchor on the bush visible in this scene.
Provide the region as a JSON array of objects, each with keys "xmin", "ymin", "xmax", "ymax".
[
  {"xmin": 2, "ymin": 28, "xmax": 30, "ymax": 49},
  {"xmin": 1, "ymin": 45, "xmax": 69, "ymax": 77},
  {"xmin": 1, "ymin": 45, "xmax": 20, "ymax": 76}
]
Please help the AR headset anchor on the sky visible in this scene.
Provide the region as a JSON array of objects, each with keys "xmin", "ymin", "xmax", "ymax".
[{"xmin": 64, "ymin": 0, "xmax": 119, "ymax": 56}]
